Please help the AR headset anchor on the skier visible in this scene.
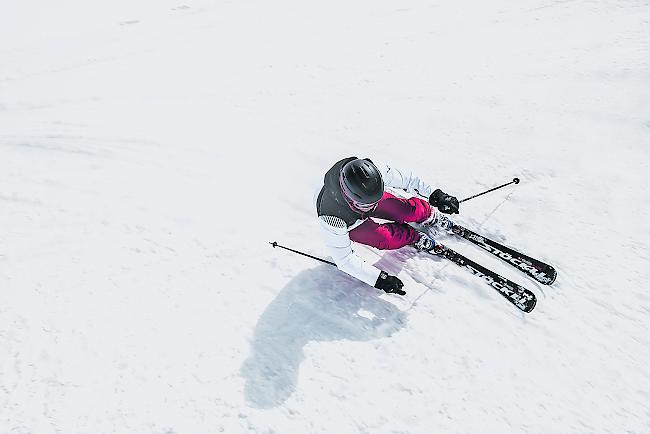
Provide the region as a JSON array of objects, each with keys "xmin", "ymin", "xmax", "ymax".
[{"xmin": 316, "ymin": 157, "xmax": 460, "ymax": 296}]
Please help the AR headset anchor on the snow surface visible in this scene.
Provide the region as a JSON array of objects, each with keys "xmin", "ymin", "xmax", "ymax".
[{"xmin": 2, "ymin": 0, "xmax": 650, "ymax": 432}]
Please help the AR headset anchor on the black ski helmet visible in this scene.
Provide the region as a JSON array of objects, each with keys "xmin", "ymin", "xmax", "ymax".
[{"xmin": 339, "ymin": 158, "xmax": 384, "ymax": 212}]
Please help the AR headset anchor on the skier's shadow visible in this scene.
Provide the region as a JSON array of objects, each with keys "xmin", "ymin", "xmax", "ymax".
[{"xmin": 240, "ymin": 264, "xmax": 407, "ymax": 409}]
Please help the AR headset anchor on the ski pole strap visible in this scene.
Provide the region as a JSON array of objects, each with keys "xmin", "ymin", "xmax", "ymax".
[
  {"xmin": 459, "ymin": 177, "xmax": 520, "ymax": 203},
  {"xmin": 269, "ymin": 241, "xmax": 336, "ymax": 267}
]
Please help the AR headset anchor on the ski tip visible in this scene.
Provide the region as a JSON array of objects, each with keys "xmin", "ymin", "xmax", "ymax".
[
  {"xmin": 524, "ymin": 297, "xmax": 537, "ymax": 313},
  {"xmin": 544, "ymin": 266, "xmax": 558, "ymax": 285}
]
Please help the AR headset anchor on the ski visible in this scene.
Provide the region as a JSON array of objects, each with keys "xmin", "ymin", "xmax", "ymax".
[
  {"xmin": 447, "ymin": 222, "xmax": 557, "ymax": 285},
  {"xmin": 427, "ymin": 244, "xmax": 537, "ymax": 313}
]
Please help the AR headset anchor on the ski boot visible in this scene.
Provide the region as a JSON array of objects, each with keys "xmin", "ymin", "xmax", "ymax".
[
  {"xmin": 414, "ymin": 232, "xmax": 445, "ymax": 254},
  {"xmin": 423, "ymin": 210, "xmax": 454, "ymax": 234},
  {"xmin": 414, "ymin": 232, "xmax": 435, "ymax": 251}
]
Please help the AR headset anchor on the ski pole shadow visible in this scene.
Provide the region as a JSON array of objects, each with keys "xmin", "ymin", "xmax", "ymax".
[
  {"xmin": 240, "ymin": 264, "xmax": 407, "ymax": 409},
  {"xmin": 371, "ymin": 247, "xmax": 417, "ymax": 276}
]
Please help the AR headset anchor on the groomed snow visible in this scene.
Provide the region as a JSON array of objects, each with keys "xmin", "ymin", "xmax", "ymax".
[{"xmin": 1, "ymin": 0, "xmax": 649, "ymax": 432}]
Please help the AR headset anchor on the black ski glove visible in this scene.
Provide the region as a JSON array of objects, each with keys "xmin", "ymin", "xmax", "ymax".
[
  {"xmin": 429, "ymin": 189, "xmax": 459, "ymax": 214},
  {"xmin": 375, "ymin": 271, "xmax": 405, "ymax": 295}
]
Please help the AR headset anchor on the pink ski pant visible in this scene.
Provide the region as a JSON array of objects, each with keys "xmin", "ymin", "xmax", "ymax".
[{"xmin": 349, "ymin": 191, "xmax": 432, "ymax": 250}]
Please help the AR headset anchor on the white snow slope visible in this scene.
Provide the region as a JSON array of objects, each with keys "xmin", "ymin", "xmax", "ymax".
[{"xmin": 2, "ymin": 0, "xmax": 650, "ymax": 433}]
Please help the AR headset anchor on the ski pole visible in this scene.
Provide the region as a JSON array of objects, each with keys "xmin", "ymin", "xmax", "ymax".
[
  {"xmin": 269, "ymin": 241, "xmax": 336, "ymax": 266},
  {"xmin": 459, "ymin": 177, "xmax": 520, "ymax": 203}
]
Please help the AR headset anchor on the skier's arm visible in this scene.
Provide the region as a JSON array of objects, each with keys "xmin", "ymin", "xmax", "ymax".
[
  {"xmin": 374, "ymin": 159, "xmax": 459, "ymax": 214},
  {"xmin": 374, "ymin": 160, "xmax": 433, "ymax": 198},
  {"xmin": 319, "ymin": 216, "xmax": 382, "ymax": 286}
]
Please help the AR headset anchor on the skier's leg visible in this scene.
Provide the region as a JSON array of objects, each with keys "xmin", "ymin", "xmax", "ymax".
[
  {"xmin": 349, "ymin": 218, "xmax": 421, "ymax": 250},
  {"xmin": 372, "ymin": 191, "xmax": 433, "ymax": 224}
]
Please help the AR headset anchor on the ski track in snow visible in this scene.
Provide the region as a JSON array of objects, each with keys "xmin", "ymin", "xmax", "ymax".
[{"xmin": 1, "ymin": 0, "xmax": 650, "ymax": 433}]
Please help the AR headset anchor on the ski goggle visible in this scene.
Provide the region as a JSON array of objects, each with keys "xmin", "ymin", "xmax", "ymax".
[
  {"xmin": 339, "ymin": 174, "xmax": 379, "ymax": 213},
  {"xmin": 350, "ymin": 199, "xmax": 378, "ymax": 212}
]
